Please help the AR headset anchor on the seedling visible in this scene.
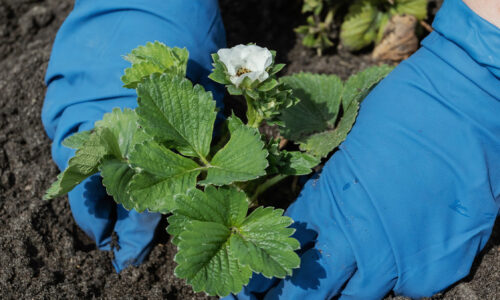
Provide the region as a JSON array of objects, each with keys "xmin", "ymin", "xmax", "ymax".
[
  {"xmin": 44, "ymin": 42, "xmax": 392, "ymax": 296},
  {"xmin": 296, "ymin": 0, "xmax": 428, "ymax": 53}
]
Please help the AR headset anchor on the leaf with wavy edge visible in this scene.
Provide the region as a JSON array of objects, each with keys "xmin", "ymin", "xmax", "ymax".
[
  {"xmin": 299, "ymin": 98, "xmax": 360, "ymax": 157},
  {"xmin": 395, "ymin": 0, "xmax": 428, "ymax": 20},
  {"xmin": 340, "ymin": 0, "xmax": 382, "ymax": 51},
  {"xmin": 280, "ymin": 66, "xmax": 392, "ymax": 158},
  {"xmin": 44, "ymin": 127, "xmax": 113, "ymax": 200},
  {"xmin": 62, "ymin": 130, "xmax": 91, "ymax": 149},
  {"xmin": 199, "ymin": 116, "xmax": 268, "ymax": 186},
  {"xmin": 136, "ymin": 73, "xmax": 217, "ymax": 159},
  {"xmin": 342, "ymin": 65, "xmax": 394, "ymax": 107},
  {"xmin": 99, "ymin": 159, "xmax": 135, "ymax": 206},
  {"xmin": 279, "ymin": 73, "xmax": 343, "ymax": 141},
  {"xmin": 126, "ymin": 140, "xmax": 201, "ymax": 213},
  {"xmin": 121, "ymin": 41, "xmax": 188, "ymax": 88}
]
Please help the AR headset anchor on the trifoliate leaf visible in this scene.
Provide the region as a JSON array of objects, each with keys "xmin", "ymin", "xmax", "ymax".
[
  {"xmin": 62, "ymin": 130, "xmax": 91, "ymax": 149},
  {"xmin": 126, "ymin": 140, "xmax": 201, "ymax": 213},
  {"xmin": 95, "ymin": 108, "xmax": 149, "ymax": 158},
  {"xmin": 299, "ymin": 98, "xmax": 360, "ymax": 157},
  {"xmin": 99, "ymin": 159, "xmax": 135, "ymax": 206},
  {"xmin": 121, "ymin": 41, "xmax": 188, "ymax": 88},
  {"xmin": 230, "ymin": 207, "xmax": 300, "ymax": 278},
  {"xmin": 340, "ymin": 0, "xmax": 382, "ymax": 50},
  {"xmin": 199, "ymin": 116, "xmax": 268, "ymax": 186},
  {"xmin": 44, "ymin": 128, "xmax": 112, "ymax": 200},
  {"xmin": 342, "ymin": 65, "xmax": 393, "ymax": 107},
  {"xmin": 169, "ymin": 187, "xmax": 300, "ymax": 296},
  {"xmin": 136, "ymin": 74, "xmax": 217, "ymax": 159},
  {"xmin": 169, "ymin": 187, "xmax": 251, "ymax": 295},
  {"xmin": 395, "ymin": 0, "xmax": 428, "ymax": 20},
  {"xmin": 279, "ymin": 73, "xmax": 343, "ymax": 141}
]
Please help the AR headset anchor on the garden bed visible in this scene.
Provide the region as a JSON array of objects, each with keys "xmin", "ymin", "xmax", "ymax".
[{"xmin": 0, "ymin": 0, "xmax": 498, "ymax": 298}]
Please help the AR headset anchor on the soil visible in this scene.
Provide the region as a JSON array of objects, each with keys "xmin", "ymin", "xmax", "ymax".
[{"xmin": 0, "ymin": 0, "xmax": 498, "ymax": 299}]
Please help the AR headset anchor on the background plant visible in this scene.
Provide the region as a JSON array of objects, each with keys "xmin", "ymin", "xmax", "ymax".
[
  {"xmin": 44, "ymin": 42, "xmax": 392, "ymax": 296},
  {"xmin": 296, "ymin": 0, "xmax": 428, "ymax": 54}
]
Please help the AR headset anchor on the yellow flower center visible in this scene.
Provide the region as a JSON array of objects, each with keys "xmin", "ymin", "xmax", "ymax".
[{"xmin": 236, "ymin": 67, "xmax": 252, "ymax": 76}]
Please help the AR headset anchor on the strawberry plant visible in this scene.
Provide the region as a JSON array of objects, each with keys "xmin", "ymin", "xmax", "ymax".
[
  {"xmin": 296, "ymin": 0, "xmax": 428, "ymax": 53},
  {"xmin": 44, "ymin": 41, "xmax": 392, "ymax": 296}
]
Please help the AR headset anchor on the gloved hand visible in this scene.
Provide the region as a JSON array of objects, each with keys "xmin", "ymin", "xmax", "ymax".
[
  {"xmin": 42, "ymin": 0, "xmax": 226, "ymax": 272},
  {"xmin": 226, "ymin": 0, "xmax": 500, "ymax": 299}
]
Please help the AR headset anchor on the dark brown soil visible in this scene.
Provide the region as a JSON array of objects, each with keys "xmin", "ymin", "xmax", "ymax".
[{"xmin": 0, "ymin": 0, "xmax": 497, "ymax": 299}]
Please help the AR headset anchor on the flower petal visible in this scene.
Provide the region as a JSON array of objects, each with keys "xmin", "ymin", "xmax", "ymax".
[{"xmin": 217, "ymin": 44, "xmax": 273, "ymax": 87}]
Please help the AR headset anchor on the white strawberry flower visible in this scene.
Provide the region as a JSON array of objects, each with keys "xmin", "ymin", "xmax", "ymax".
[{"xmin": 217, "ymin": 44, "xmax": 273, "ymax": 88}]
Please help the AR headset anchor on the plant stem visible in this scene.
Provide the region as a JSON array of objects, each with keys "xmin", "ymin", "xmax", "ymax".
[
  {"xmin": 249, "ymin": 174, "xmax": 289, "ymax": 207},
  {"xmin": 199, "ymin": 154, "xmax": 210, "ymax": 166}
]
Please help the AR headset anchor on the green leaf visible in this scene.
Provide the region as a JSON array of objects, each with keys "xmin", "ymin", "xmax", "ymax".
[
  {"xmin": 395, "ymin": 0, "xmax": 428, "ymax": 20},
  {"xmin": 342, "ymin": 65, "xmax": 393, "ymax": 107},
  {"xmin": 288, "ymin": 65, "xmax": 392, "ymax": 158},
  {"xmin": 62, "ymin": 130, "xmax": 91, "ymax": 149},
  {"xmin": 199, "ymin": 116, "xmax": 268, "ymax": 186},
  {"xmin": 281, "ymin": 151, "xmax": 320, "ymax": 175},
  {"xmin": 122, "ymin": 63, "xmax": 164, "ymax": 89},
  {"xmin": 44, "ymin": 128, "xmax": 111, "ymax": 200},
  {"xmin": 99, "ymin": 159, "xmax": 135, "ymax": 206},
  {"xmin": 121, "ymin": 41, "xmax": 188, "ymax": 88},
  {"xmin": 95, "ymin": 108, "xmax": 149, "ymax": 158},
  {"xmin": 294, "ymin": 25, "xmax": 310, "ymax": 35},
  {"xmin": 266, "ymin": 139, "xmax": 320, "ymax": 175},
  {"xmin": 227, "ymin": 85, "xmax": 243, "ymax": 95},
  {"xmin": 209, "ymin": 53, "xmax": 232, "ymax": 85},
  {"xmin": 269, "ymin": 63, "xmax": 286, "ymax": 76},
  {"xmin": 168, "ymin": 187, "xmax": 248, "ymax": 244},
  {"xmin": 376, "ymin": 13, "xmax": 391, "ymax": 43},
  {"xmin": 169, "ymin": 186, "xmax": 300, "ymax": 296},
  {"xmin": 126, "ymin": 140, "xmax": 201, "ymax": 213},
  {"xmin": 230, "ymin": 206, "xmax": 300, "ymax": 278},
  {"xmin": 136, "ymin": 73, "xmax": 217, "ymax": 159},
  {"xmin": 279, "ymin": 73, "xmax": 343, "ymax": 141},
  {"xmin": 245, "ymin": 89, "xmax": 259, "ymax": 100},
  {"xmin": 340, "ymin": 0, "xmax": 382, "ymax": 50},
  {"xmin": 303, "ymin": 33, "xmax": 317, "ymax": 48},
  {"xmin": 175, "ymin": 222, "xmax": 252, "ymax": 296},
  {"xmin": 258, "ymin": 78, "xmax": 278, "ymax": 92},
  {"xmin": 299, "ymin": 98, "xmax": 360, "ymax": 157},
  {"xmin": 169, "ymin": 187, "xmax": 251, "ymax": 295},
  {"xmin": 45, "ymin": 109, "xmax": 143, "ymax": 200}
]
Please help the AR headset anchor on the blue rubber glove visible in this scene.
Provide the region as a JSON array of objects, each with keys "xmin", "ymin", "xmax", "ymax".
[
  {"xmin": 42, "ymin": 0, "xmax": 226, "ymax": 272},
  {"xmin": 225, "ymin": 1, "xmax": 500, "ymax": 299}
]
